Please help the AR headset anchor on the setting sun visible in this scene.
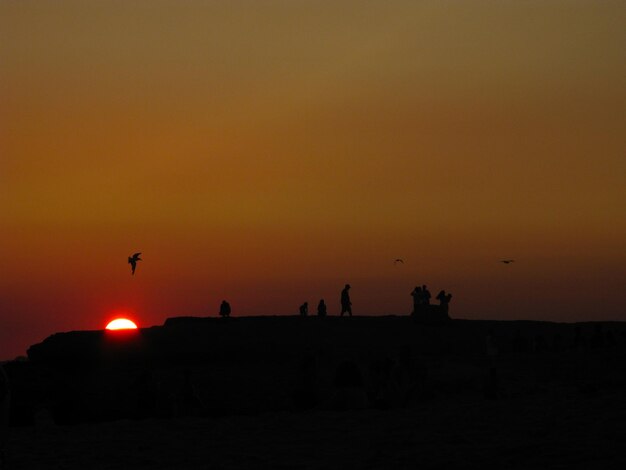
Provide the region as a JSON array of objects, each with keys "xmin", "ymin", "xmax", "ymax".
[{"xmin": 105, "ymin": 318, "xmax": 138, "ymax": 330}]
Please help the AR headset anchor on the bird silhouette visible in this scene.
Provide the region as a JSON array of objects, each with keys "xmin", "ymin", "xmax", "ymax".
[
  {"xmin": 500, "ymin": 259, "xmax": 515, "ymax": 264},
  {"xmin": 128, "ymin": 252, "xmax": 142, "ymax": 275},
  {"xmin": 394, "ymin": 258, "xmax": 404, "ymax": 265}
]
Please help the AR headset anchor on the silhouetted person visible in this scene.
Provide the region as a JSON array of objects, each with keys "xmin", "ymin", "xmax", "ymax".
[
  {"xmin": 299, "ymin": 302, "xmax": 308, "ymax": 317},
  {"xmin": 435, "ymin": 290, "xmax": 452, "ymax": 316},
  {"xmin": 422, "ymin": 285, "xmax": 431, "ymax": 306},
  {"xmin": 317, "ymin": 299, "xmax": 327, "ymax": 317},
  {"xmin": 219, "ymin": 300, "xmax": 231, "ymax": 318},
  {"xmin": 128, "ymin": 252, "xmax": 142, "ymax": 275},
  {"xmin": 410, "ymin": 286, "xmax": 422, "ymax": 315},
  {"xmin": 340, "ymin": 284, "xmax": 352, "ymax": 316}
]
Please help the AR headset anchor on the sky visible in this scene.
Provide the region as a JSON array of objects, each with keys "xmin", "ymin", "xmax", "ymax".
[{"xmin": 1, "ymin": 0, "xmax": 625, "ymax": 359}]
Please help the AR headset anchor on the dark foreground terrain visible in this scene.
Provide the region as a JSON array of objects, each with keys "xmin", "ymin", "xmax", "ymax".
[{"xmin": 3, "ymin": 316, "xmax": 626, "ymax": 468}]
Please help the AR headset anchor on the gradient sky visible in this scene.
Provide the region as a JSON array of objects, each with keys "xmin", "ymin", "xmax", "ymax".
[{"xmin": 1, "ymin": 0, "xmax": 625, "ymax": 359}]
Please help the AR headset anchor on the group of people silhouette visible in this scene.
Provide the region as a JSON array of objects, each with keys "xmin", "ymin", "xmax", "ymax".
[
  {"xmin": 299, "ymin": 284, "xmax": 351, "ymax": 317},
  {"xmin": 298, "ymin": 284, "xmax": 351, "ymax": 318},
  {"xmin": 219, "ymin": 283, "xmax": 451, "ymax": 318},
  {"xmin": 299, "ymin": 300, "xmax": 329, "ymax": 317},
  {"xmin": 411, "ymin": 285, "xmax": 452, "ymax": 316}
]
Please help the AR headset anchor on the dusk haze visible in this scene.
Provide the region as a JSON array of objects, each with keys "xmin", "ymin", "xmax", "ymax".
[{"xmin": 1, "ymin": 1, "xmax": 625, "ymax": 360}]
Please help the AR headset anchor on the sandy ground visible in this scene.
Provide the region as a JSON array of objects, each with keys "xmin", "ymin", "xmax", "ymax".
[{"xmin": 6, "ymin": 388, "xmax": 626, "ymax": 470}]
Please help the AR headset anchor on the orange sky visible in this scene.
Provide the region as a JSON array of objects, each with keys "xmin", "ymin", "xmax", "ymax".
[{"xmin": 1, "ymin": 1, "xmax": 625, "ymax": 359}]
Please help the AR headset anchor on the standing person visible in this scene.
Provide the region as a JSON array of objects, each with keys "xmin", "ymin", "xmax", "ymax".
[
  {"xmin": 436, "ymin": 290, "xmax": 452, "ymax": 316},
  {"xmin": 317, "ymin": 299, "xmax": 327, "ymax": 317},
  {"xmin": 422, "ymin": 285, "xmax": 431, "ymax": 306},
  {"xmin": 219, "ymin": 300, "xmax": 231, "ymax": 318},
  {"xmin": 410, "ymin": 286, "xmax": 423, "ymax": 315},
  {"xmin": 299, "ymin": 302, "xmax": 308, "ymax": 316},
  {"xmin": 340, "ymin": 284, "xmax": 352, "ymax": 316}
]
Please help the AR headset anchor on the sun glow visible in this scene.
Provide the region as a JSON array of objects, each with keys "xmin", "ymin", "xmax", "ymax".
[{"xmin": 105, "ymin": 318, "xmax": 138, "ymax": 330}]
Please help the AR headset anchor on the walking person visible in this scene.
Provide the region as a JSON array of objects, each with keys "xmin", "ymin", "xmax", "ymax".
[{"xmin": 341, "ymin": 284, "xmax": 352, "ymax": 316}]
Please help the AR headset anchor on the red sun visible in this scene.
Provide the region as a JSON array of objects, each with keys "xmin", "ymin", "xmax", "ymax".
[{"xmin": 105, "ymin": 318, "xmax": 138, "ymax": 330}]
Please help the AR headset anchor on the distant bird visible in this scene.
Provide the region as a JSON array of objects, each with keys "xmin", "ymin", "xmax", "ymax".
[
  {"xmin": 128, "ymin": 252, "xmax": 142, "ymax": 275},
  {"xmin": 500, "ymin": 259, "xmax": 515, "ymax": 264},
  {"xmin": 394, "ymin": 258, "xmax": 404, "ymax": 265}
]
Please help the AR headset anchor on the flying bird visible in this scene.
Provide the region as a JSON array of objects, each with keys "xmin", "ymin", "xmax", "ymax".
[
  {"xmin": 394, "ymin": 258, "xmax": 404, "ymax": 265},
  {"xmin": 128, "ymin": 252, "xmax": 142, "ymax": 275},
  {"xmin": 500, "ymin": 259, "xmax": 515, "ymax": 264}
]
